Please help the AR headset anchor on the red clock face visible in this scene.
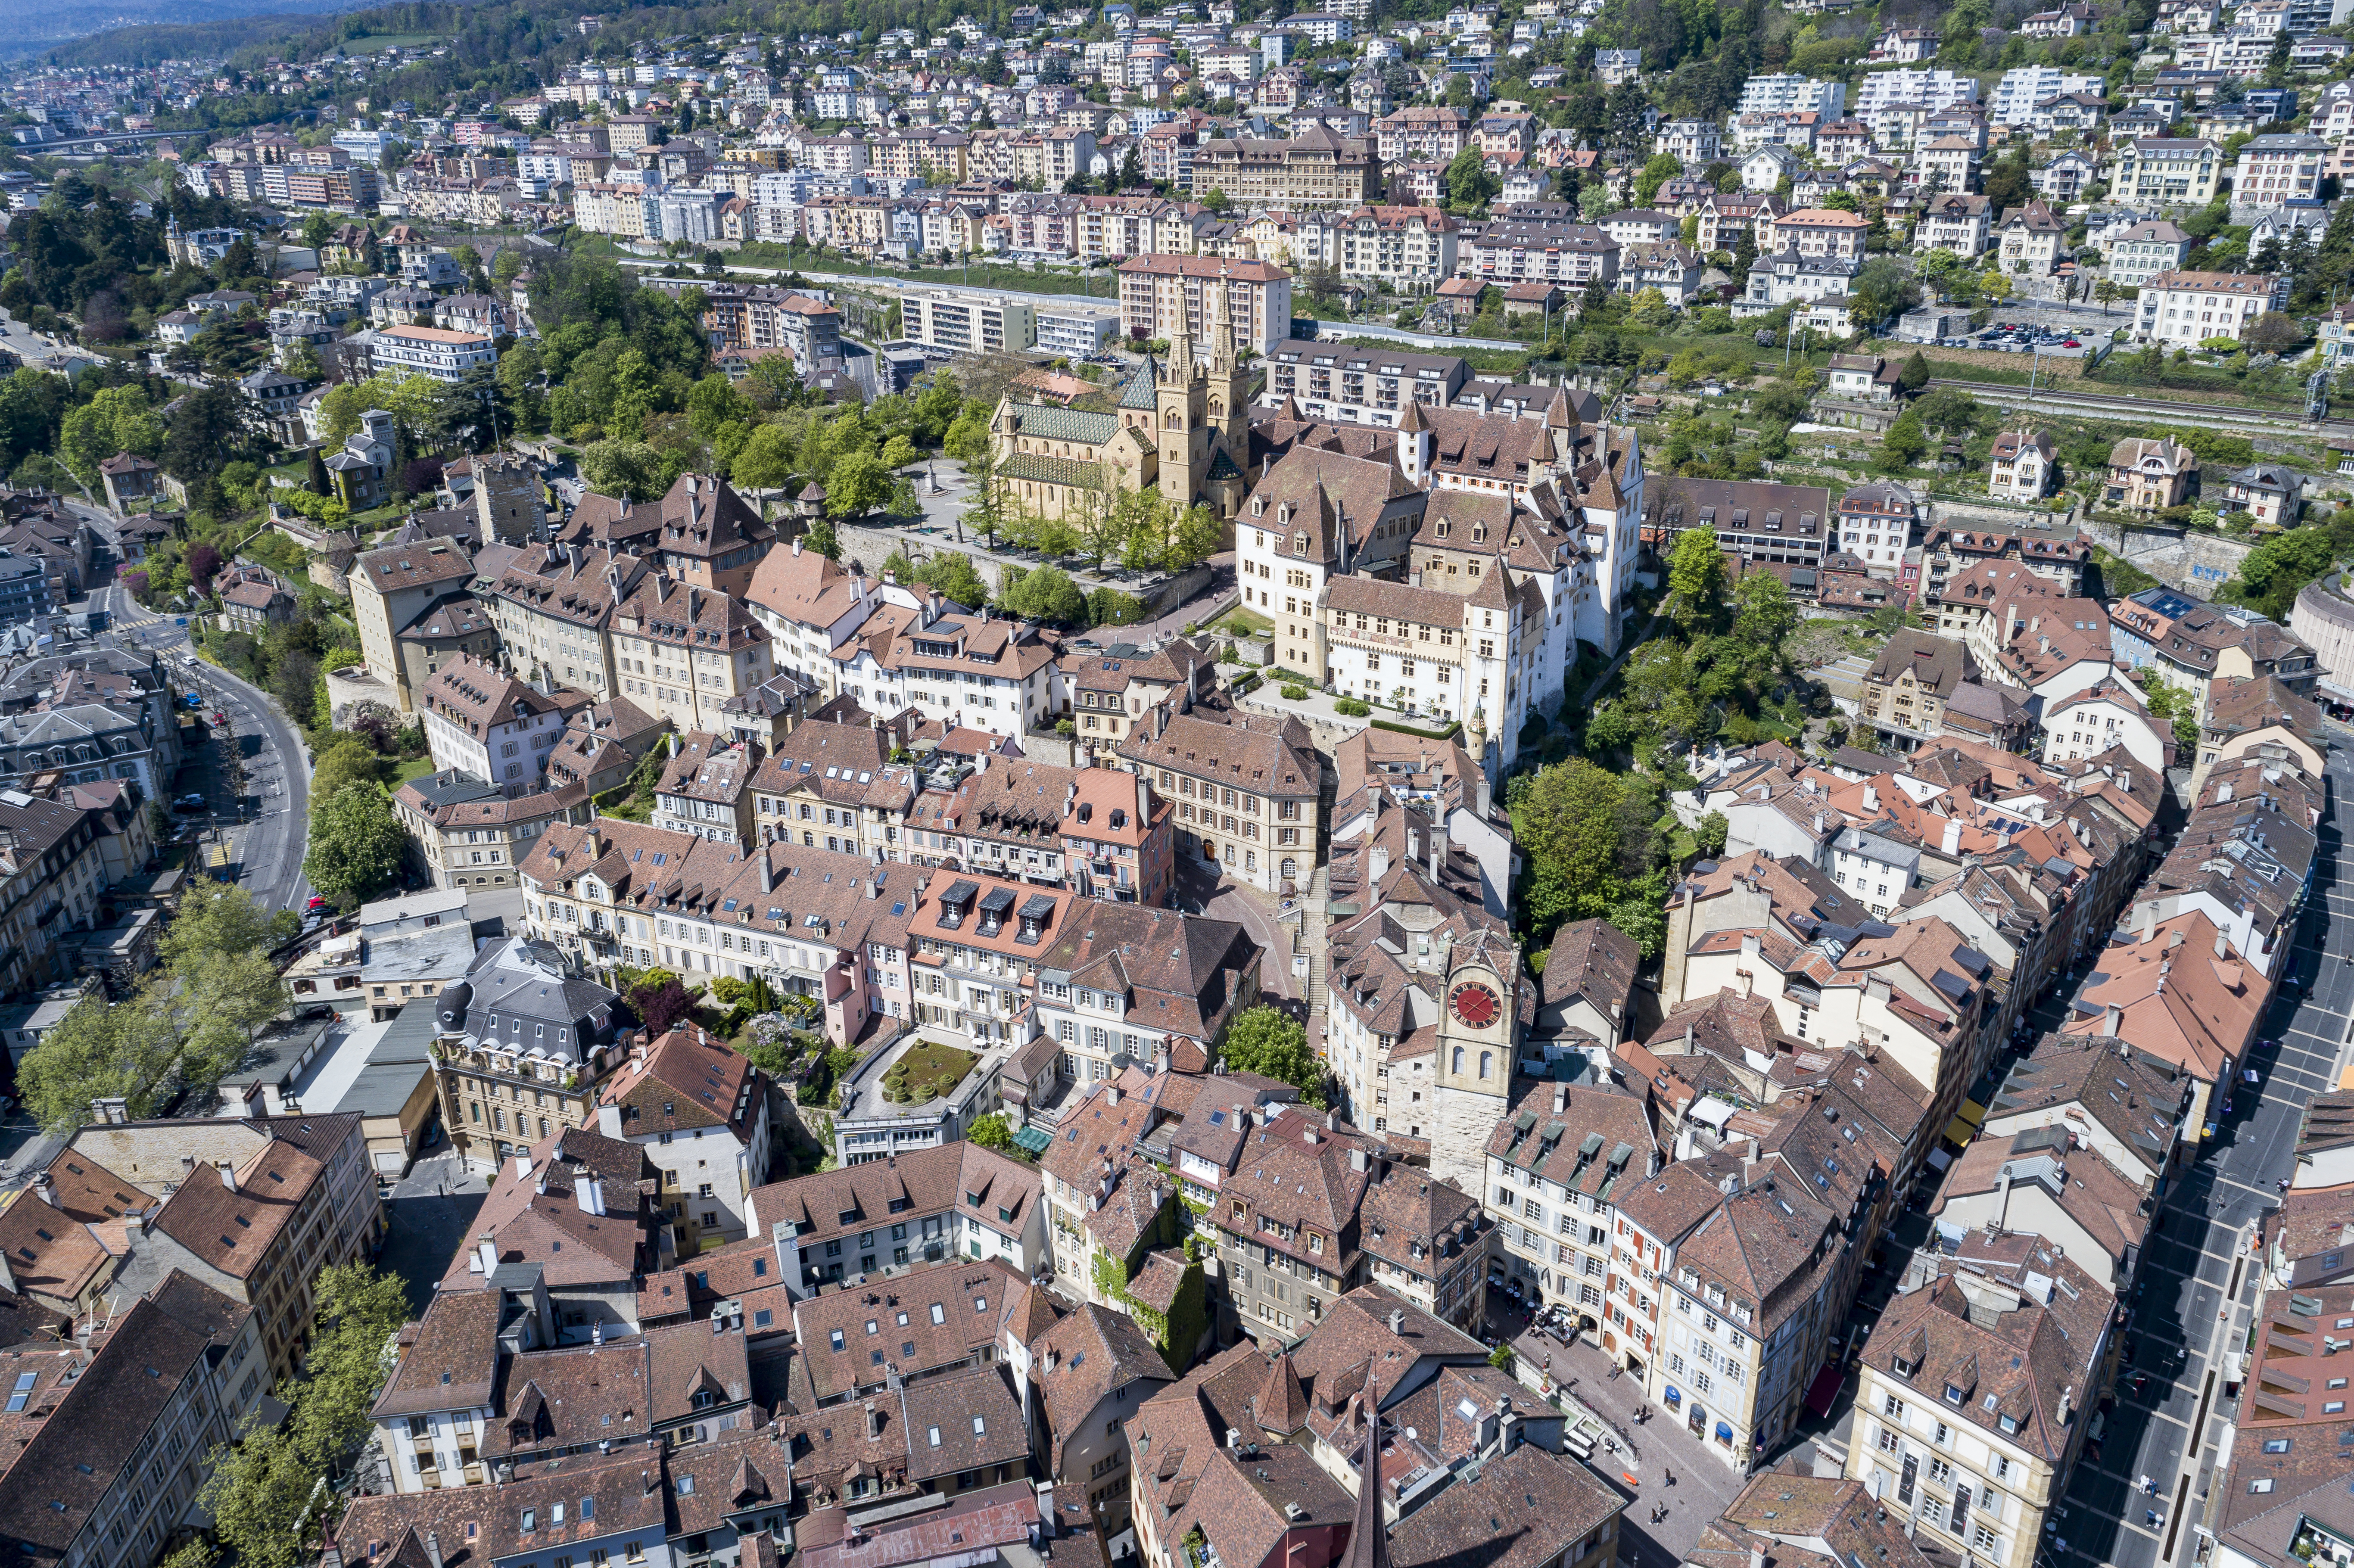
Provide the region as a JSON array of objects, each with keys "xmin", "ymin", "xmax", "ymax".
[{"xmin": 1450, "ymin": 982, "xmax": 1501, "ymax": 1028}]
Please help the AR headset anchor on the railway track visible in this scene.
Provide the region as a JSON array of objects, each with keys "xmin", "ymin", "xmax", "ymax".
[{"xmin": 1926, "ymin": 377, "xmax": 2354, "ymax": 439}]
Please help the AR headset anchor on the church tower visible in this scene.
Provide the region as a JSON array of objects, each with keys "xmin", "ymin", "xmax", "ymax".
[
  {"xmin": 1204, "ymin": 279, "xmax": 1251, "ymax": 461},
  {"xmin": 1427, "ymin": 927, "xmax": 1523, "ymax": 1192},
  {"xmin": 1155, "ymin": 296, "xmax": 1211, "ymax": 505}
]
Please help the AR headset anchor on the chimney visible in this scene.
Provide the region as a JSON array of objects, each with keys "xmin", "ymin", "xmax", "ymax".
[
  {"xmin": 1941, "ymin": 819, "xmax": 1962, "ymax": 856},
  {"xmin": 217, "ymin": 1160, "xmax": 239, "ymax": 1193},
  {"xmin": 477, "ymin": 1235, "xmax": 499, "ymax": 1276},
  {"xmin": 864, "ymin": 1403, "xmax": 884, "ymax": 1439},
  {"xmin": 1350, "ymin": 1147, "xmax": 1367, "ymax": 1172},
  {"xmin": 1552, "ymin": 1083, "xmax": 1567, "ymax": 1115},
  {"xmin": 760, "ymin": 850, "xmax": 774, "ymax": 894},
  {"xmin": 30, "ymin": 1172, "xmax": 54, "ymax": 1209},
  {"xmin": 1106, "ymin": 1085, "xmax": 1121, "ymax": 1108},
  {"xmin": 579, "ymin": 1177, "xmax": 607, "ymax": 1217},
  {"xmin": 1387, "ymin": 1308, "xmax": 1404, "ymax": 1335},
  {"xmin": 426, "ymin": 1536, "xmax": 443, "ymax": 1568},
  {"xmin": 1371, "ymin": 845, "xmax": 1389, "ymax": 883},
  {"xmin": 2104, "ymin": 1003, "xmax": 2122, "ymax": 1035},
  {"xmin": 792, "ymin": 536, "xmax": 804, "ymax": 557},
  {"xmin": 514, "ymin": 1154, "xmax": 533, "ymax": 1181}
]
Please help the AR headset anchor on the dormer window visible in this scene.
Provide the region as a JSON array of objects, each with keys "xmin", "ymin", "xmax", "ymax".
[{"xmin": 1943, "ymin": 1384, "xmax": 1965, "ymax": 1405}]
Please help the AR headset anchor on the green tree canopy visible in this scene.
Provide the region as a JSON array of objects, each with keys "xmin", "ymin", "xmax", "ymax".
[
  {"xmin": 1666, "ymin": 526, "xmax": 1728, "ymax": 631},
  {"xmin": 1218, "ymin": 1007, "xmax": 1325, "ymax": 1105},
  {"xmin": 303, "ymin": 784, "xmax": 408, "ymax": 910}
]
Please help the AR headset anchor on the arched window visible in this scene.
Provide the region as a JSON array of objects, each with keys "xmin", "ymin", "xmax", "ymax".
[
  {"xmin": 1451, "ymin": 1047, "xmax": 1463, "ymax": 1074},
  {"xmin": 1479, "ymin": 1051, "xmax": 1492, "ymax": 1080}
]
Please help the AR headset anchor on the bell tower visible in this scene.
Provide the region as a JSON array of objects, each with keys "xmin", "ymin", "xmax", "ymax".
[
  {"xmin": 1205, "ymin": 279, "xmax": 1251, "ymax": 460},
  {"xmin": 1156, "ymin": 295, "xmax": 1210, "ymax": 505},
  {"xmin": 1428, "ymin": 931, "xmax": 1521, "ymax": 1192}
]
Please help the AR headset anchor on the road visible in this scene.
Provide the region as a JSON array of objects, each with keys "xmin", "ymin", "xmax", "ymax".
[
  {"xmin": 1928, "ymin": 377, "xmax": 2348, "ymax": 440},
  {"xmin": 105, "ymin": 584, "xmax": 315, "ymax": 917},
  {"xmin": 2033, "ymin": 737, "xmax": 2354, "ymax": 1568}
]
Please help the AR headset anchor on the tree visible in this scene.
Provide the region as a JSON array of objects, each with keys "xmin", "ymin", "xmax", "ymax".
[
  {"xmin": 1000, "ymin": 563, "xmax": 1087, "ymax": 622},
  {"xmin": 2246, "ymin": 312, "xmax": 2305, "ymax": 355},
  {"xmin": 1850, "ymin": 259, "xmax": 1921, "ymax": 330},
  {"xmin": 1445, "ymin": 145, "xmax": 1500, "ymax": 213},
  {"xmin": 913, "ymin": 550, "xmax": 992, "ymax": 608},
  {"xmin": 1634, "ymin": 151, "xmax": 1684, "ymax": 207},
  {"xmin": 2266, "ymin": 27, "xmax": 2293, "ymax": 86},
  {"xmin": 16, "ymin": 993, "xmax": 175, "ymax": 1133},
  {"xmin": 1898, "ymin": 350, "xmax": 1931, "ymax": 392},
  {"xmin": 302, "ymin": 784, "xmax": 407, "ymax": 909},
  {"xmin": 825, "ymin": 449, "xmax": 895, "ymax": 520},
  {"xmin": 305, "ymin": 444, "xmax": 330, "ymax": 496},
  {"xmin": 969, "ymin": 1112, "xmax": 1015, "ymax": 1151},
  {"xmin": 729, "ymin": 422, "xmax": 795, "ymax": 500},
  {"xmin": 1666, "ymin": 526, "xmax": 1728, "ymax": 630},
  {"xmin": 1628, "ymin": 286, "xmax": 1675, "ymax": 330},
  {"xmin": 161, "ymin": 880, "xmax": 300, "ymax": 974},
  {"xmin": 629, "ymin": 974, "xmax": 694, "ymax": 1035},
  {"xmin": 580, "ymin": 438, "xmax": 673, "ymax": 502},
  {"xmin": 2224, "ymin": 525, "xmax": 2338, "ymax": 618},
  {"xmin": 58, "ymin": 385, "xmax": 165, "ymax": 487},
  {"xmin": 163, "ymin": 385, "xmax": 244, "ymax": 482},
  {"xmin": 1218, "ymin": 1006, "xmax": 1324, "ymax": 1103},
  {"xmin": 309, "ymin": 734, "xmax": 386, "ymax": 803},
  {"xmin": 1880, "ymin": 408, "xmax": 1929, "ymax": 471},
  {"xmin": 1732, "ymin": 570, "xmax": 1800, "ymax": 657},
  {"xmin": 1696, "ymin": 810, "xmax": 1730, "ymax": 858}
]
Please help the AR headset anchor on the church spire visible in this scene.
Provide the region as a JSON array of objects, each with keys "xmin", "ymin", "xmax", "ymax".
[
  {"xmin": 1208, "ymin": 277, "xmax": 1236, "ymax": 369},
  {"xmin": 1165, "ymin": 291, "xmax": 1194, "ymax": 379},
  {"xmin": 1342, "ymin": 1384, "xmax": 1389, "ymax": 1568}
]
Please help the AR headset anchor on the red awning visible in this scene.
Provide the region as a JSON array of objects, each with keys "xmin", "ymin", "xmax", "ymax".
[{"xmin": 1805, "ymin": 1365, "xmax": 1843, "ymax": 1417}]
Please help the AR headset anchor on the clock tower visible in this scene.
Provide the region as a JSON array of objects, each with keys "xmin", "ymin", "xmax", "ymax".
[{"xmin": 1428, "ymin": 928, "xmax": 1523, "ymax": 1192}]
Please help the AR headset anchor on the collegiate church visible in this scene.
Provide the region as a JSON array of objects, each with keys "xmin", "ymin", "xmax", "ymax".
[{"xmin": 990, "ymin": 283, "xmax": 1255, "ymax": 520}]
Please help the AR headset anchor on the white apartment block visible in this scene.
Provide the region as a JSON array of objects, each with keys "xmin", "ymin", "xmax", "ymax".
[
  {"xmin": 1736, "ymin": 74, "xmax": 1845, "ymax": 117},
  {"xmin": 372, "ymin": 325, "xmax": 497, "ymax": 383},
  {"xmin": 2133, "ymin": 268, "xmax": 2288, "ymax": 348}
]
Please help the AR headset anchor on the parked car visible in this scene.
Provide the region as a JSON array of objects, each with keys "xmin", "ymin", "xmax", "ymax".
[{"xmin": 172, "ymin": 793, "xmax": 207, "ymax": 811}]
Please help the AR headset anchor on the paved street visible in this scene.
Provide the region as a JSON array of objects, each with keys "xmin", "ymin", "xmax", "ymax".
[
  {"xmin": 106, "ymin": 583, "xmax": 315, "ymax": 915},
  {"xmin": 2031, "ymin": 738, "xmax": 2354, "ymax": 1568}
]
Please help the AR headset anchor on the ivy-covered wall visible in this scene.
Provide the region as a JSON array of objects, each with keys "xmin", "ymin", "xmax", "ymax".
[{"xmin": 1087, "ymin": 1195, "xmax": 1211, "ymax": 1373}]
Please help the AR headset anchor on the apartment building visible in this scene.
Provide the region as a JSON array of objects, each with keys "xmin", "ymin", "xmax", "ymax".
[
  {"xmin": 430, "ymin": 932, "xmax": 631, "ymax": 1173},
  {"xmin": 1299, "ymin": 205, "xmax": 1460, "ymax": 289},
  {"xmin": 2106, "ymin": 218, "xmax": 2192, "ymax": 287},
  {"xmin": 2133, "ymin": 269, "xmax": 2288, "ymax": 348},
  {"xmin": 1115, "ymin": 253, "xmax": 1294, "ymax": 354},
  {"xmin": 2233, "ymin": 133, "xmax": 2326, "ymax": 205},
  {"xmin": 391, "ymin": 773, "xmax": 588, "ymax": 891},
  {"xmin": 475, "ymin": 541, "xmax": 648, "ymax": 698},
  {"xmin": 419, "ymin": 653, "xmax": 573, "ymax": 794},
  {"xmin": 594, "ymin": 1024, "xmax": 770, "ymax": 1249},
  {"xmin": 371, "ymin": 324, "xmax": 498, "ymax": 383},
  {"xmin": 352, "ymin": 535, "xmax": 478, "ymax": 713},
  {"xmin": 70, "ymin": 1111, "xmax": 380, "ymax": 1386},
  {"xmin": 1846, "ymin": 1249, "xmax": 2112, "ymax": 1568},
  {"xmin": 1033, "ymin": 897, "xmax": 1259, "ymax": 1085},
  {"xmin": 0, "ymin": 1276, "xmax": 268, "ymax": 1568},
  {"xmin": 652, "ymin": 731, "xmax": 760, "ymax": 846},
  {"xmin": 828, "ymin": 592, "xmax": 1063, "ymax": 744},
  {"xmin": 2108, "ymin": 137, "xmax": 2223, "ymax": 205},
  {"xmin": 1203, "ymin": 1100, "xmax": 1377, "ymax": 1343},
  {"xmin": 2109, "ymin": 584, "xmax": 2317, "ymax": 707},
  {"xmin": 1115, "ymin": 704, "xmax": 1322, "ymax": 895},
  {"xmin": 610, "ymin": 576, "xmax": 774, "ymax": 737},
  {"xmin": 902, "ymin": 290, "xmax": 1037, "ymax": 352},
  {"xmin": 1484, "ymin": 1076, "xmax": 1658, "ymax": 1333},
  {"xmin": 744, "ymin": 1138, "xmax": 1046, "ymax": 1293}
]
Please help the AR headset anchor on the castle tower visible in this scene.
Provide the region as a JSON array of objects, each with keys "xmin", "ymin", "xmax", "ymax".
[
  {"xmin": 1397, "ymin": 399, "xmax": 1433, "ymax": 486},
  {"xmin": 1156, "ymin": 296, "xmax": 1211, "ymax": 505},
  {"xmin": 1427, "ymin": 927, "xmax": 1521, "ymax": 1192}
]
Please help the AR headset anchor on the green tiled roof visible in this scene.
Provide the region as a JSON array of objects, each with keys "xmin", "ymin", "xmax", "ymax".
[
  {"xmin": 1207, "ymin": 446, "xmax": 1242, "ymax": 481},
  {"xmin": 1000, "ymin": 453, "xmax": 1107, "ymax": 490},
  {"xmin": 1119, "ymin": 355, "xmax": 1162, "ymax": 410},
  {"xmin": 1011, "ymin": 403, "xmax": 1121, "ymax": 445}
]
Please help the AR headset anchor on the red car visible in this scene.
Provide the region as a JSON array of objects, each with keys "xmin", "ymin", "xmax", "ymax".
[
  {"xmin": 306, "ymin": 895, "xmax": 328, "ymax": 914},
  {"xmin": 2063, "ymin": 339, "xmax": 2082, "ymax": 348}
]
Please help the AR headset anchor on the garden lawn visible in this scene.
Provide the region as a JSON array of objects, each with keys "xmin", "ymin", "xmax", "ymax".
[{"xmin": 881, "ymin": 1040, "xmax": 980, "ymax": 1104}]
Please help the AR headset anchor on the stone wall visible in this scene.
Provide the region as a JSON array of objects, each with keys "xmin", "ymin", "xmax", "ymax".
[{"xmin": 2080, "ymin": 516, "xmax": 2255, "ymax": 594}]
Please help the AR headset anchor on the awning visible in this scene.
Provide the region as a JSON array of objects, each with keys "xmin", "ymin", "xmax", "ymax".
[
  {"xmin": 1926, "ymin": 1147, "xmax": 1955, "ymax": 1172},
  {"xmin": 1011, "ymin": 1125, "xmax": 1053, "ymax": 1154},
  {"xmin": 1805, "ymin": 1365, "xmax": 1843, "ymax": 1417},
  {"xmin": 1942, "ymin": 1115, "xmax": 1979, "ymax": 1147}
]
